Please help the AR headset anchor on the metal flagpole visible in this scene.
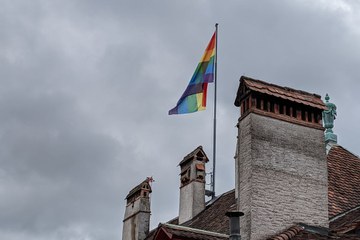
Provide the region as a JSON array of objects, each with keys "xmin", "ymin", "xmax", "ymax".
[{"xmin": 212, "ymin": 23, "xmax": 218, "ymax": 199}]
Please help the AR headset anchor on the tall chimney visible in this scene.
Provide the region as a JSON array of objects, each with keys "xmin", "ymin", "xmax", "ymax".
[
  {"xmin": 122, "ymin": 178, "xmax": 152, "ymax": 240},
  {"xmin": 178, "ymin": 146, "xmax": 208, "ymax": 224},
  {"xmin": 226, "ymin": 211, "xmax": 244, "ymax": 240},
  {"xmin": 234, "ymin": 76, "xmax": 328, "ymax": 240}
]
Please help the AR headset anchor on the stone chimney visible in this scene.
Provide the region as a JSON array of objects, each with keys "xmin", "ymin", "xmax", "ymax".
[
  {"xmin": 322, "ymin": 93, "xmax": 337, "ymax": 153},
  {"xmin": 234, "ymin": 76, "xmax": 329, "ymax": 240},
  {"xmin": 178, "ymin": 146, "xmax": 208, "ymax": 224},
  {"xmin": 122, "ymin": 178, "xmax": 152, "ymax": 240}
]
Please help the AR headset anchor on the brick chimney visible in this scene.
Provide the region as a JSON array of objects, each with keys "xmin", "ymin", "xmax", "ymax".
[
  {"xmin": 122, "ymin": 178, "xmax": 152, "ymax": 240},
  {"xmin": 178, "ymin": 146, "xmax": 209, "ymax": 224},
  {"xmin": 234, "ymin": 76, "xmax": 329, "ymax": 240}
]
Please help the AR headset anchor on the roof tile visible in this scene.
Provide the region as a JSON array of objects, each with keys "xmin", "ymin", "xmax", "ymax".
[
  {"xmin": 235, "ymin": 76, "xmax": 326, "ymax": 110},
  {"xmin": 328, "ymin": 145, "xmax": 360, "ymax": 218},
  {"xmin": 182, "ymin": 189, "xmax": 236, "ymax": 234}
]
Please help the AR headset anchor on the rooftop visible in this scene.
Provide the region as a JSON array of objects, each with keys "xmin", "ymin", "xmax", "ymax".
[
  {"xmin": 234, "ymin": 76, "xmax": 326, "ymax": 110},
  {"xmin": 147, "ymin": 144, "xmax": 360, "ymax": 239},
  {"xmin": 328, "ymin": 145, "xmax": 360, "ymax": 218}
]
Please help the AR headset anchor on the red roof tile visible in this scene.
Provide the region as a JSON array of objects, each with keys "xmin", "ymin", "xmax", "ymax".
[
  {"xmin": 269, "ymin": 222, "xmax": 360, "ymax": 240},
  {"xmin": 145, "ymin": 190, "xmax": 235, "ymax": 240},
  {"xmin": 146, "ymin": 142, "xmax": 360, "ymax": 240},
  {"xmin": 268, "ymin": 225, "xmax": 304, "ymax": 240},
  {"xmin": 235, "ymin": 76, "xmax": 326, "ymax": 110},
  {"xmin": 328, "ymin": 145, "xmax": 360, "ymax": 218},
  {"xmin": 330, "ymin": 207, "xmax": 360, "ymax": 234}
]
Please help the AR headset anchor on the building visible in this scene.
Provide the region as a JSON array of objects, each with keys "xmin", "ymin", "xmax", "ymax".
[{"xmin": 122, "ymin": 76, "xmax": 360, "ymax": 240}]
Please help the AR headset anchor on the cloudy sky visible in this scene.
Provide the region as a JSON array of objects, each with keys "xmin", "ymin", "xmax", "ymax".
[{"xmin": 1, "ymin": 1, "xmax": 360, "ymax": 239}]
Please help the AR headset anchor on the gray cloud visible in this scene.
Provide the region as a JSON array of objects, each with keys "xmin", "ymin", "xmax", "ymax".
[{"xmin": 0, "ymin": 1, "xmax": 359, "ymax": 239}]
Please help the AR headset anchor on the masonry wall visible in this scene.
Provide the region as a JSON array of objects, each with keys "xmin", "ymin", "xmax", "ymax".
[
  {"xmin": 237, "ymin": 113, "xmax": 328, "ymax": 240},
  {"xmin": 179, "ymin": 181, "xmax": 205, "ymax": 224},
  {"xmin": 122, "ymin": 198, "xmax": 151, "ymax": 240}
]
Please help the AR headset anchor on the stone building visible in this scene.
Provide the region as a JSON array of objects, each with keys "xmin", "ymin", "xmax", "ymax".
[{"xmin": 122, "ymin": 76, "xmax": 360, "ymax": 240}]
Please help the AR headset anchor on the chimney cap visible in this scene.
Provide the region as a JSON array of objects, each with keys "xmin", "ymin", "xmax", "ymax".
[
  {"xmin": 179, "ymin": 146, "xmax": 209, "ymax": 166},
  {"xmin": 226, "ymin": 211, "xmax": 244, "ymax": 217},
  {"xmin": 234, "ymin": 76, "xmax": 326, "ymax": 110},
  {"xmin": 125, "ymin": 178, "xmax": 152, "ymax": 200}
]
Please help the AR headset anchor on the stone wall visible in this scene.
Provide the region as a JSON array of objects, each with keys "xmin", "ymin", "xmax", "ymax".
[
  {"xmin": 122, "ymin": 198, "xmax": 151, "ymax": 240},
  {"xmin": 237, "ymin": 113, "xmax": 328, "ymax": 240}
]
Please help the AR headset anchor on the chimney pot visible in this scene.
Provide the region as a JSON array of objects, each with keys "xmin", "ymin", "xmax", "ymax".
[{"xmin": 226, "ymin": 211, "xmax": 244, "ymax": 240}]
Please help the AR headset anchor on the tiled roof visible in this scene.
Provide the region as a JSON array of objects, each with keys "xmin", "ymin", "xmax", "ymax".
[
  {"xmin": 235, "ymin": 76, "xmax": 326, "ymax": 110},
  {"xmin": 269, "ymin": 144, "xmax": 360, "ymax": 240},
  {"xmin": 145, "ymin": 190, "xmax": 235, "ymax": 240},
  {"xmin": 269, "ymin": 222, "xmax": 360, "ymax": 240},
  {"xmin": 268, "ymin": 225, "xmax": 304, "ymax": 240},
  {"xmin": 330, "ymin": 206, "xmax": 360, "ymax": 234},
  {"xmin": 291, "ymin": 230, "xmax": 360, "ymax": 239},
  {"xmin": 328, "ymin": 145, "xmax": 360, "ymax": 218},
  {"xmin": 153, "ymin": 223, "xmax": 228, "ymax": 240},
  {"xmin": 146, "ymin": 143, "xmax": 360, "ymax": 239},
  {"xmin": 182, "ymin": 189, "xmax": 236, "ymax": 234}
]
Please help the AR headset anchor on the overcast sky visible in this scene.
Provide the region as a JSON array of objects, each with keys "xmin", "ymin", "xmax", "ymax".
[{"xmin": 1, "ymin": 1, "xmax": 360, "ymax": 239}]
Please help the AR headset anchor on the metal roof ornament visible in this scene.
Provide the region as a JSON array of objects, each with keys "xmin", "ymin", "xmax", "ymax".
[{"xmin": 323, "ymin": 94, "xmax": 337, "ymax": 148}]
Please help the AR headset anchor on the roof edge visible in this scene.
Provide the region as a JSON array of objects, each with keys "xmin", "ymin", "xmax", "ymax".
[
  {"xmin": 125, "ymin": 178, "xmax": 152, "ymax": 200},
  {"xmin": 329, "ymin": 144, "xmax": 360, "ymax": 160},
  {"xmin": 240, "ymin": 76, "xmax": 322, "ymax": 99},
  {"xmin": 178, "ymin": 145, "xmax": 209, "ymax": 166},
  {"xmin": 330, "ymin": 205, "xmax": 360, "ymax": 222},
  {"xmin": 181, "ymin": 189, "xmax": 236, "ymax": 226},
  {"xmin": 161, "ymin": 223, "xmax": 229, "ymax": 238}
]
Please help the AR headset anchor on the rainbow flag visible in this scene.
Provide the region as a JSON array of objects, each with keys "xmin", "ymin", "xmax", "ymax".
[{"xmin": 169, "ymin": 32, "xmax": 216, "ymax": 115}]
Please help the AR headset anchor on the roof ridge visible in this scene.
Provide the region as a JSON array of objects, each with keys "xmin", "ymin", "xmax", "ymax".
[
  {"xmin": 267, "ymin": 225, "xmax": 305, "ymax": 240},
  {"xmin": 241, "ymin": 76, "xmax": 322, "ymax": 98},
  {"xmin": 204, "ymin": 188, "xmax": 235, "ymax": 207},
  {"xmin": 267, "ymin": 225, "xmax": 304, "ymax": 240},
  {"xmin": 330, "ymin": 205, "xmax": 360, "ymax": 222},
  {"xmin": 330, "ymin": 144, "xmax": 360, "ymax": 160},
  {"xmin": 178, "ymin": 145, "xmax": 209, "ymax": 166},
  {"xmin": 162, "ymin": 223, "xmax": 229, "ymax": 238},
  {"xmin": 207, "ymin": 188, "xmax": 235, "ymax": 202}
]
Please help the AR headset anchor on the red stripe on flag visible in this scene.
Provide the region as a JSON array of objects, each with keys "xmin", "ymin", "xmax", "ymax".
[
  {"xmin": 205, "ymin": 33, "xmax": 216, "ymax": 51},
  {"xmin": 202, "ymin": 83, "xmax": 208, "ymax": 107}
]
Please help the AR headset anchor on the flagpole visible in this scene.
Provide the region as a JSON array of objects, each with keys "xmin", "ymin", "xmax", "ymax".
[{"xmin": 212, "ymin": 23, "xmax": 218, "ymax": 199}]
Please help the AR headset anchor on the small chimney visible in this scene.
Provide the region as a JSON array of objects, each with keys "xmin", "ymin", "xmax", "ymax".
[
  {"xmin": 226, "ymin": 211, "xmax": 244, "ymax": 240},
  {"xmin": 178, "ymin": 146, "xmax": 209, "ymax": 224},
  {"xmin": 122, "ymin": 178, "xmax": 152, "ymax": 240},
  {"xmin": 323, "ymin": 93, "xmax": 337, "ymax": 153}
]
